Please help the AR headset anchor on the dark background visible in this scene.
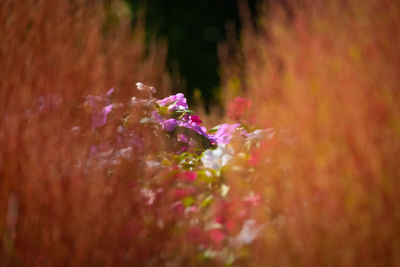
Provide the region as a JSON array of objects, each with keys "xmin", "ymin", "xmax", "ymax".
[{"xmin": 126, "ymin": 0, "xmax": 259, "ymax": 111}]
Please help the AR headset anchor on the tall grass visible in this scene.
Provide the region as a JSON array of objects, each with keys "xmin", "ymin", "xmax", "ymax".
[
  {"xmin": 2, "ymin": 0, "xmax": 400, "ymax": 265},
  {"xmin": 220, "ymin": 0, "xmax": 400, "ymax": 266},
  {"xmin": 0, "ymin": 0, "xmax": 180, "ymax": 265}
]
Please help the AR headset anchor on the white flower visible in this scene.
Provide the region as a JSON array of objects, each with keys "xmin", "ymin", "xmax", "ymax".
[
  {"xmin": 201, "ymin": 144, "xmax": 233, "ymax": 170},
  {"xmin": 232, "ymin": 219, "xmax": 264, "ymax": 246},
  {"xmin": 136, "ymin": 82, "xmax": 145, "ymax": 91}
]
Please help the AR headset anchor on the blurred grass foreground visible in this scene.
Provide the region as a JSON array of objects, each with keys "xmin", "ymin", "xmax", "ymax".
[{"xmin": 1, "ymin": 0, "xmax": 400, "ymax": 266}]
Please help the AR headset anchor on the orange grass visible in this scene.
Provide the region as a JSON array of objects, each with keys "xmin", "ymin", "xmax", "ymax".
[
  {"xmin": 2, "ymin": 0, "xmax": 400, "ymax": 265},
  {"xmin": 221, "ymin": 0, "xmax": 400, "ymax": 266},
  {"xmin": 0, "ymin": 0, "xmax": 189, "ymax": 265}
]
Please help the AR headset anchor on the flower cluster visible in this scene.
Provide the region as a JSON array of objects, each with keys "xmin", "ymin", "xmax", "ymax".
[
  {"xmin": 152, "ymin": 92, "xmax": 220, "ymax": 150},
  {"xmin": 83, "ymin": 82, "xmax": 274, "ymax": 265}
]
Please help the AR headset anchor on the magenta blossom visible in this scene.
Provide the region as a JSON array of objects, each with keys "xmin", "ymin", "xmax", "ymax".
[
  {"xmin": 178, "ymin": 121, "xmax": 210, "ymax": 140},
  {"xmin": 86, "ymin": 88, "xmax": 114, "ymax": 107},
  {"xmin": 189, "ymin": 115, "xmax": 202, "ymax": 124},
  {"xmin": 86, "ymin": 88, "xmax": 114, "ymax": 128},
  {"xmin": 163, "ymin": 119, "xmax": 178, "ymax": 131},
  {"xmin": 152, "ymin": 93, "xmax": 217, "ymax": 147},
  {"xmin": 177, "ymin": 171, "xmax": 197, "ymax": 182},
  {"xmin": 151, "ymin": 111, "xmax": 178, "ymax": 131},
  {"xmin": 151, "ymin": 111, "xmax": 163, "ymax": 123},
  {"xmin": 105, "ymin": 87, "xmax": 114, "ymax": 97},
  {"xmin": 157, "ymin": 93, "xmax": 188, "ymax": 111},
  {"xmin": 92, "ymin": 104, "xmax": 113, "ymax": 128},
  {"xmin": 210, "ymin": 123, "xmax": 240, "ymax": 145}
]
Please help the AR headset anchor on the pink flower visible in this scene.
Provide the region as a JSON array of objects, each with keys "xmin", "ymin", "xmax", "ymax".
[
  {"xmin": 249, "ymin": 148, "xmax": 261, "ymax": 166},
  {"xmin": 189, "ymin": 115, "xmax": 202, "ymax": 124},
  {"xmin": 171, "ymin": 201, "xmax": 184, "ymax": 214},
  {"xmin": 163, "ymin": 119, "xmax": 178, "ymax": 131},
  {"xmin": 227, "ymin": 97, "xmax": 252, "ymax": 121},
  {"xmin": 105, "ymin": 87, "xmax": 114, "ymax": 97},
  {"xmin": 157, "ymin": 93, "xmax": 188, "ymax": 111},
  {"xmin": 86, "ymin": 88, "xmax": 114, "ymax": 107},
  {"xmin": 188, "ymin": 226, "xmax": 207, "ymax": 246},
  {"xmin": 174, "ymin": 187, "xmax": 196, "ymax": 198},
  {"xmin": 86, "ymin": 88, "xmax": 114, "ymax": 128},
  {"xmin": 151, "ymin": 111, "xmax": 163, "ymax": 123},
  {"xmin": 210, "ymin": 123, "xmax": 240, "ymax": 145},
  {"xmin": 177, "ymin": 171, "xmax": 197, "ymax": 182},
  {"xmin": 178, "ymin": 121, "xmax": 210, "ymax": 139},
  {"xmin": 208, "ymin": 229, "xmax": 226, "ymax": 244},
  {"xmin": 243, "ymin": 193, "xmax": 261, "ymax": 207},
  {"xmin": 185, "ymin": 206, "xmax": 198, "ymax": 214},
  {"xmin": 151, "ymin": 111, "xmax": 178, "ymax": 131},
  {"xmin": 92, "ymin": 104, "xmax": 113, "ymax": 128}
]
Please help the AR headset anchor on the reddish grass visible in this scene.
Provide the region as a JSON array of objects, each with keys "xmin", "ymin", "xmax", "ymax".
[
  {"xmin": 0, "ymin": 0, "xmax": 191, "ymax": 266},
  {"xmin": 220, "ymin": 0, "xmax": 400, "ymax": 266},
  {"xmin": 2, "ymin": 0, "xmax": 400, "ymax": 266}
]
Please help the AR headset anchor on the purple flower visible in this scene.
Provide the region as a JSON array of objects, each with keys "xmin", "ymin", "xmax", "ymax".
[
  {"xmin": 163, "ymin": 119, "xmax": 178, "ymax": 131},
  {"xmin": 210, "ymin": 123, "xmax": 240, "ymax": 145},
  {"xmin": 150, "ymin": 111, "xmax": 177, "ymax": 131},
  {"xmin": 152, "ymin": 93, "xmax": 219, "ymax": 147},
  {"xmin": 85, "ymin": 88, "xmax": 115, "ymax": 128},
  {"xmin": 86, "ymin": 88, "xmax": 114, "ymax": 107},
  {"xmin": 157, "ymin": 93, "xmax": 188, "ymax": 111},
  {"xmin": 106, "ymin": 88, "xmax": 114, "ymax": 97},
  {"xmin": 151, "ymin": 111, "xmax": 163, "ymax": 123},
  {"xmin": 92, "ymin": 104, "xmax": 113, "ymax": 128}
]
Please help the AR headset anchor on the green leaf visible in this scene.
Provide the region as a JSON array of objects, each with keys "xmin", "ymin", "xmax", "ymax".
[
  {"xmin": 207, "ymin": 125, "xmax": 222, "ymax": 134},
  {"xmin": 201, "ymin": 195, "xmax": 213, "ymax": 208},
  {"xmin": 183, "ymin": 196, "xmax": 194, "ymax": 207},
  {"xmin": 207, "ymin": 128, "xmax": 219, "ymax": 134},
  {"xmin": 197, "ymin": 169, "xmax": 217, "ymax": 184}
]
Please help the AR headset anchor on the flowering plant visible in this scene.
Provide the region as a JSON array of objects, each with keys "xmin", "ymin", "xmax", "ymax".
[{"xmin": 82, "ymin": 82, "xmax": 274, "ymax": 264}]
